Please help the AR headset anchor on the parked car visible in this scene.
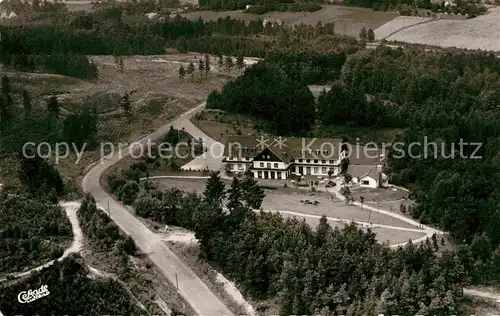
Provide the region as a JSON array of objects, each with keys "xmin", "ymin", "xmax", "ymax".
[{"xmin": 325, "ymin": 181, "xmax": 336, "ymax": 188}]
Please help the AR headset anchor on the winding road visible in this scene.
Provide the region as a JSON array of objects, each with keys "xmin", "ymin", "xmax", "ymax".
[{"xmin": 82, "ymin": 102, "xmax": 234, "ymax": 316}]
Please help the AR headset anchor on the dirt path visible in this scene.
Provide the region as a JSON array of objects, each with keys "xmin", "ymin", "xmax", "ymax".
[{"xmin": 0, "ymin": 201, "xmax": 83, "ymax": 282}]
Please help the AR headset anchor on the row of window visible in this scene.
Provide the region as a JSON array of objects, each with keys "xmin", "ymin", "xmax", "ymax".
[
  {"xmin": 228, "ymin": 157, "xmax": 337, "ymax": 165},
  {"xmin": 227, "ymin": 164, "xmax": 245, "ymax": 170},
  {"xmin": 299, "ymin": 149, "xmax": 330, "ymax": 155},
  {"xmin": 295, "ymin": 159, "xmax": 336, "ymax": 164},
  {"xmin": 256, "ymin": 170, "xmax": 286, "ymax": 180},
  {"xmin": 226, "ymin": 156, "xmax": 251, "ymax": 161},
  {"xmin": 297, "ymin": 166, "xmax": 331, "ymax": 174},
  {"xmin": 259, "ymin": 162, "xmax": 279, "ymax": 168}
]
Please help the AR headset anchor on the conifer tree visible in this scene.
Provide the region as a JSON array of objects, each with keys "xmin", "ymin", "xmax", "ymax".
[
  {"xmin": 187, "ymin": 62, "xmax": 195, "ymax": 82},
  {"xmin": 23, "ymin": 89, "xmax": 32, "ymax": 121},
  {"xmin": 204, "ymin": 54, "xmax": 211, "ymax": 78}
]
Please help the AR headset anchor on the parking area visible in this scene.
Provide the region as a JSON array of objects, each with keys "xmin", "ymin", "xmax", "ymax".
[{"xmin": 152, "ymin": 178, "xmax": 418, "ymax": 230}]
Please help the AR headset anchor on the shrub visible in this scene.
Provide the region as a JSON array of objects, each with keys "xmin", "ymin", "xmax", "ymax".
[
  {"xmin": 107, "ymin": 173, "xmax": 126, "ymax": 193},
  {"xmin": 117, "ymin": 181, "xmax": 140, "ymax": 205}
]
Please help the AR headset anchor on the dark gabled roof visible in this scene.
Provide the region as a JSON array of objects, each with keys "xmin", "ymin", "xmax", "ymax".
[
  {"xmin": 223, "ymin": 135, "xmax": 344, "ymax": 161},
  {"xmin": 224, "ymin": 135, "xmax": 265, "ymax": 158},
  {"xmin": 254, "ymin": 146, "xmax": 292, "ymax": 164},
  {"xmin": 348, "ymin": 165, "xmax": 378, "ymax": 178},
  {"xmin": 286, "ymin": 137, "xmax": 343, "ymax": 160},
  {"xmin": 345, "ymin": 148, "xmax": 384, "ymax": 166}
]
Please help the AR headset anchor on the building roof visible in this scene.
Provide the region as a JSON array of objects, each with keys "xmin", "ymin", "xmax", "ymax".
[
  {"xmin": 349, "ymin": 165, "xmax": 388, "ymax": 182},
  {"xmin": 348, "ymin": 165, "xmax": 378, "ymax": 178},
  {"xmin": 224, "ymin": 135, "xmax": 344, "ymax": 161},
  {"xmin": 346, "ymin": 147, "xmax": 385, "ymax": 165}
]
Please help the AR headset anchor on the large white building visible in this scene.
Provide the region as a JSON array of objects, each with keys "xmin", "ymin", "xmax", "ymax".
[
  {"xmin": 223, "ymin": 136, "xmax": 347, "ymax": 180},
  {"xmin": 223, "ymin": 135, "xmax": 388, "ymax": 187}
]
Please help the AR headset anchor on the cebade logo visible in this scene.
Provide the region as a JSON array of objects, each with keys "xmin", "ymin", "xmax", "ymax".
[{"xmin": 17, "ymin": 284, "xmax": 50, "ymax": 304}]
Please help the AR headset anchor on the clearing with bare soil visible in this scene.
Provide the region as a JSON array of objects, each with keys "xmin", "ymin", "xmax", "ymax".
[{"xmin": 374, "ymin": 16, "xmax": 434, "ymax": 40}]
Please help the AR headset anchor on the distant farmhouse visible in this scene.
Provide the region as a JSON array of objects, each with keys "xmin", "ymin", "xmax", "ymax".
[{"xmin": 223, "ymin": 135, "xmax": 388, "ymax": 188}]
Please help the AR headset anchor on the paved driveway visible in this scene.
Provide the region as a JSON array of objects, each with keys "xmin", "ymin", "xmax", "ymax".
[{"xmin": 179, "ymin": 119, "xmax": 224, "ymax": 172}]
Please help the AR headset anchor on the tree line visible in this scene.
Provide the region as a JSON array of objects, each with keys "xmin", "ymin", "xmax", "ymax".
[
  {"xmin": 77, "ymin": 194, "xmax": 137, "ymax": 278},
  {"xmin": 206, "ymin": 52, "xmax": 378, "ymax": 136},
  {"xmin": 1, "ymin": 7, "xmax": 353, "ymax": 61},
  {"xmin": 198, "ymin": 0, "xmax": 322, "ymax": 11},
  {"xmin": 0, "ymin": 52, "xmax": 98, "ymax": 80},
  {"xmin": 130, "ymin": 172, "xmax": 468, "ymax": 315}
]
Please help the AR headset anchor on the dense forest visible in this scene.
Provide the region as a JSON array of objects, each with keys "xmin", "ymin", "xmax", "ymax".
[
  {"xmin": 0, "ymin": 255, "xmax": 145, "ymax": 315},
  {"xmin": 206, "ymin": 51, "xmax": 378, "ymax": 135},
  {"xmin": 207, "ymin": 61, "xmax": 317, "ymax": 136},
  {"xmin": 0, "ymin": 194, "xmax": 72, "ymax": 275},
  {"xmin": 245, "ymin": 2, "xmax": 322, "ymax": 14},
  {"xmin": 208, "ymin": 45, "xmax": 500, "ymax": 287},
  {"xmin": 0, "ymin": 6, "xmax": 350, "ymax": 63},
  {"xmin": 132, "ymin": 173, "xmax": 468, "ymax": 315},
  {"xmin": 0, "ymin": 52, "xmax": 98, "ymax": 80}
]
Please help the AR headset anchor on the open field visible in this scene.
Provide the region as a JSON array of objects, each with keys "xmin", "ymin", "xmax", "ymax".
[
  {"xmin": 385, "ymin": 7, "xmax": 500, "ymax": 51},
  {"xmin": 0, "ymin": 54, "xmax": 231, "ymax": 191},
  {"xmin": 350, "ymin": 186, "xmax": 408, "ymax": 203},
  {"xmin": 61, "ymin": 3, "xmax": 396, "ymax": 37},
  {"xmin": 64, "ymin": 0, "xmax": 94, "ymax": 12},
  {"xmin": 374, "ymin": 16, "xmax": 433, "ymax": 40},
  {"xmin": 179, "ymin": 5, "xmax": 397, "ymax": 37},
  {"xmin": 151, "ymin": 177, "xmax": 427, "ymax": 245}
]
